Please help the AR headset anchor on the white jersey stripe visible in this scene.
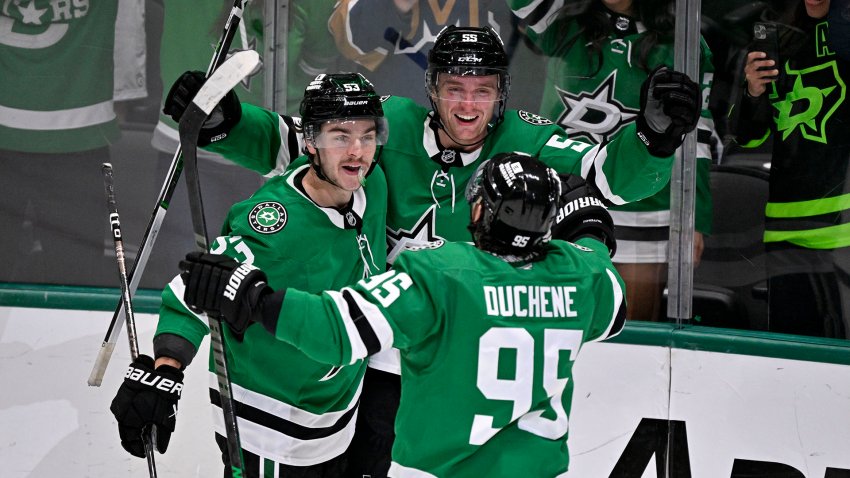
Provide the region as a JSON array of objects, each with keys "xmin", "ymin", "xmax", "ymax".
[
  {"xmin": 388, "ymin": 462, "xmax": 440, "ymax": 478},
  {"xmin": 208, "ymin": 373, "xmax": 362, "ymax": 428},
  {"xmin": 327, "ymin": 290, "xmax": 370, "ymax": 363},
  {"xmin": 210, "ymin": 399, "xmax": 357, "ymax": 466},
  {"xmin": 0, "ymin": 100, "xmax": 115, "ymax": 130}
]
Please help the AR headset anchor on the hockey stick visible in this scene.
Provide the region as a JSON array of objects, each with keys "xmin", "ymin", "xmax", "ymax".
[
  {"xmin": 179, "ymin": 49, "xmax": 260, "ymax": 478},
  {"xmin": 102, "ymin": 163, "xmax": 159, "ymax": 478},
  {"xmin": 88, "ymin": 0, "xmax": 251, "ymax": 387}
]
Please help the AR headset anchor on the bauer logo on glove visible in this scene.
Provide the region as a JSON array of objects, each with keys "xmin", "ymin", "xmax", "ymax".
[{"xmin": 125, "ymin": 362, "xmax": 183, "ymax": 396}]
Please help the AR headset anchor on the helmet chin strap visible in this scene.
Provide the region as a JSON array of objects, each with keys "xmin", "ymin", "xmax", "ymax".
[{"xmin": 310, "ymin": 148, "xmax": 345, "ymax": 190}]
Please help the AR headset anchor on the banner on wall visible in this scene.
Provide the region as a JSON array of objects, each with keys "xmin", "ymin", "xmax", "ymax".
[{"xmin": 566, "ymin": 342, "xmax": 850, "ymax": 477}]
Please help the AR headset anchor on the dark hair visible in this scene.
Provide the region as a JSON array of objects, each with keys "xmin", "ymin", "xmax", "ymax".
[{"xmin": 547, "ymin": 0, "xmax": 675, "ymax": 76}]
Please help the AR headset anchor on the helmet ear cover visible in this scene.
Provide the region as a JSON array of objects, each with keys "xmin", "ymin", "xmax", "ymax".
[{"xmin": 467, "ymin": 153, "xmax": 561, "ymax": 257}]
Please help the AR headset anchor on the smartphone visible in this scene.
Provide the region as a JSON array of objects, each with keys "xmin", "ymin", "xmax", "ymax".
[{"xmin": 751, "ymin": 22, "xmax": 780, "ymax": 80}]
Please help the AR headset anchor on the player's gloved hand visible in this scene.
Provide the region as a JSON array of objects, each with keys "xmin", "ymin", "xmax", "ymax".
[
  {"xmin": 551, "ymin": 174, "xmax": 617, "ymax": 257},
  {"xmin": 163, "ymin": 70, "xmax": 242, "ymax": 146},
  {"xmin": 635, "ymin": 66, "xmax": 700, "ymax": 157},
  {"xmin": 110, "ymin": 355, "xmax": 183, "ymax": 457},
  {"xmin": 180, "ymin": 252, "xmax": 274, "ymax": 337}
]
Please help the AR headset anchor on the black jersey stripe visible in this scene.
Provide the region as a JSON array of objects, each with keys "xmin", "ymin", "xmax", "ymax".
[
  {"xmin": 609, "ymin": 301, "xmax": 627, "ymax": 339},
  {"xmin": 343, "ymin": 289, "xmax": 382, "ymax": 356},
  {"xmin": 281, "ymin": 114, "xmax": 301, "ymax": 165},
  {"xmin": 209, "ymin": 390, "xmax": 358, "ymax": 441}
]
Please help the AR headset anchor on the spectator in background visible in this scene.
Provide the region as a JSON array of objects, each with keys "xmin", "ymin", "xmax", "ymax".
[
  {"xmin": 508, "ymin": 0, "xmax": 717, "ymax": 322},
  {"xmin": 330, "ymin": 0, "xmax": 524, "ymax": 106},
  {"xmin": 0, "ymin": 1, "xmax": 121, "ymax": 286},
  {"xmin": 735, "ymin": 0, "xmax": 849, "ymax": 338}
]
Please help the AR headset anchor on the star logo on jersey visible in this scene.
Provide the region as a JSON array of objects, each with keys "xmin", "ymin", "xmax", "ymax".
[
  {"xmin": 248, "ymin": 202, "xmax": 287, "ymax": 234},
  {"xmin": 18, "ymin": 0, "xmax": 47, "ymax": 25},
  {"xmin": 772, "ymin": 61, "xmax": 845, "ymax": 144},
  {"xmin": 386, "ymin": 206, "xmax": 445, "ymax": 264},
  {"xmin": 555, "ymin": 70, "xmax": 638, "ymax": 143},
  {"xmin": 518, "ymin": 110, "xmax": 553, "ymax": 125}
]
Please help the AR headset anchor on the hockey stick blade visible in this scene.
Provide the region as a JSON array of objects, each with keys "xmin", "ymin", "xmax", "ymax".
[
  {"xmin": 179, "ymin": 49, "xmax": 259, "ymax": 250},
  {"xmin": 178, "ymin": 48, "xmax": 259, "ymax": 477},
  {"xmin": 87, "ymin": 0, "xmax": 251, "ymax": 387}
]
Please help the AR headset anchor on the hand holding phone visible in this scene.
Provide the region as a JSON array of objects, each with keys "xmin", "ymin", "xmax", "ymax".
[{"xmin": 751, "ymin": 22, "xmax": 780, "ymax": 81}]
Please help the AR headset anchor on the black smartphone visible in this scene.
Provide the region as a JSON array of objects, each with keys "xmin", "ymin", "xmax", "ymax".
[{"xmin": 751, "ymin": 22, "xmax": 780, "ymax": 80}]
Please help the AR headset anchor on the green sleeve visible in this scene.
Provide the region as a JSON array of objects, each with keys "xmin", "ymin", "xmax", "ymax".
[
  {"xmin": 275, "ymin": 288, "xmax": 359, "ymax": 366},
  {"xmin": 154, "ymin": 279, "xmax": 210, "ymax": 351},
  {"xmin": 205, "ymin": 103, "xmax": 284, "ymax": 175}
]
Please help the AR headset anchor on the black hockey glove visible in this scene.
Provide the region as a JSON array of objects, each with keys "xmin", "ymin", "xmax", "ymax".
[
  {"xmin": 163, "ymin": 70, "xmax": 242, "ymax": 146},
  {"xmin": 635, "ymin": 66, "xmax": 701, "ymax": 157},
  {"xmin": 180, "ymin": 251, "xmax": 278, "ymax": 337},
  {"xmin": 110, "ymin": 355, "xmax": 183, "ymax": 458},
  {"xmin": 551, "ymin": 174, "xmax": 617, "ymax": 257}
]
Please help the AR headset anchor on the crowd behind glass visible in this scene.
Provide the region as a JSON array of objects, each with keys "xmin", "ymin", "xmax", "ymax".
[{"xmin": 0, "ymin": 0, "xmax": 846, "ymax": 340}]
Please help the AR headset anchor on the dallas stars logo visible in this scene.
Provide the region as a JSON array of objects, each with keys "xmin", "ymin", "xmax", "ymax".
[
  {"xmin": 386, "ymin": 206, "xmax": 445, "ymax": 264},
  {"xmin": 518, "ymin": 110, "xmax": 553, "ymax": 125},
  {"xmin": 555, "ymin": 70, "xmax": 638, "ymax": 143},
  {"xmin": 772, "ymin": 61, "xmax": 845, "ymax": 144},
  {"xmin": 248, "ymin": 202, "xmax": 287, "ymax": 234}
]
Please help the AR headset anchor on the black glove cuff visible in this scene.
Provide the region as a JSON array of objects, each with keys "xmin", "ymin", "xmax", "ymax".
[
  {"xmin": 198, "ymin": 91, "xmax": 242, "ymax": 147},
  {"xmin": 258, "ymin": 289, "xmax": 286, "ymax": 335},
  {"xmin": 153, "ymin": 333, "xmax": 198, "ymax": 369},
  {"xmin": 635, "ymin": 114, "xmax": 681, "ymax": 157}
]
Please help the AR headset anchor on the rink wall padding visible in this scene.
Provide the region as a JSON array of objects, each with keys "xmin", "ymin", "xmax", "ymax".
[{"xmin": 1, "ymin": 284, "xmax": 849, "ymax": 477}]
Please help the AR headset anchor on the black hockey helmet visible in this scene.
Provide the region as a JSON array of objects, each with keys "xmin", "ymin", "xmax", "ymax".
[
  {"xmin": 465, "ymin": 152, "xmax": 561, "ymax": 257},
  {"xmin": 300, "ymin": 72, "xmax": 388, "ymax": 146},
  {"xmin": 299, "ymin": 73, "xmax": 388, "ymax": 180},
  {"xmin": 426, "ymin": 26, "xmax": 511, "ymax": 125}
]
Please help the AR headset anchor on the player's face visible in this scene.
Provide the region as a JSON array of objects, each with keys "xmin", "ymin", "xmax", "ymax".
[
  {"xmin": 803, "ymin": 0, "xmax": 829, "ymax": 19},
  {"xmin": 432, "ymin": 74, "xmax": 500, "ymax": 149},
  {"xmin": 307, "ymin": 119, "xmax": 377, "ymax": 192}
]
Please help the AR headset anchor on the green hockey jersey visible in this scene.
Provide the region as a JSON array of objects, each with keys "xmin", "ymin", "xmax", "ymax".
[
  {"xmin": 210, "ymin": 96, "xmax": 675, "ymax": 264},
  {"xmin": 272, "ymin": 238, "xmax": 625, "ymax": 477},
  {"xmin": 155, "ymin": 159, "xmax": 387, "ymax": 465},
  {"xmin": 509, "ymin": 0, "xmax": 714, "ymax": 260},
  {"xmin": 0, "ymin": 0, "xmax": 119, "ymax": 153}
]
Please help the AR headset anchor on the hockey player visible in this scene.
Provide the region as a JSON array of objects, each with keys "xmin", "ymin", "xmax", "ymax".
[
  {"xmin": 109, "ymin": 73, "xmax": 389, "ymax": 477},
  {"xmin": 179, "ymin": 152, "xmax": 626, "ymax": 477},
  {"xmin": 161, "ymin": 25, "xmax": 699, "ymax": 476}
]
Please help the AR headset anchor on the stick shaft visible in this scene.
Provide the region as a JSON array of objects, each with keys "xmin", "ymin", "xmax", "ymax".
[
  {"xmin": 87, "ymin": 0, "xmax": 251, "ymax": 387},
  {"xmin": 102, "ymin": 163, "xmax": 158, "ymax": 478}
]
